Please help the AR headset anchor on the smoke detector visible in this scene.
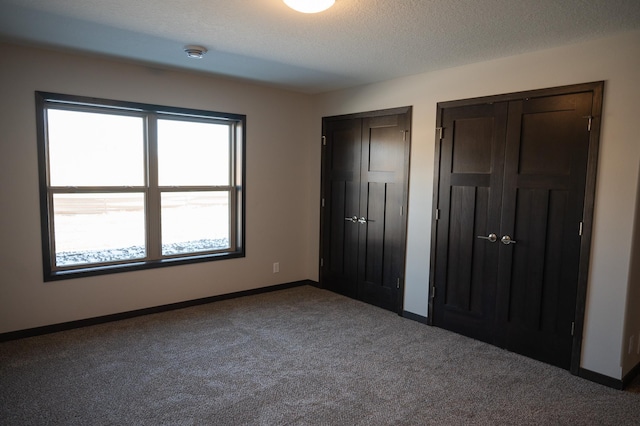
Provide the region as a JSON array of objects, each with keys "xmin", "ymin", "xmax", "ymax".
[{"xmin": 184, "ymin": 45, "xmax": 207, "ymax": 59}]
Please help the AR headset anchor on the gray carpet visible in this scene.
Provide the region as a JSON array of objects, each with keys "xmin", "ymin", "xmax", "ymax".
[{"xmin": 1, "ymin": 285, "xmax": 638, "ymax": 425}]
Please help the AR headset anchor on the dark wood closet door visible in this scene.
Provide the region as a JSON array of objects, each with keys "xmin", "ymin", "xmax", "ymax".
[
  {"xmin": 495, "ymin": 92, "xmax": 593, "ymax": 369},
  {"xmin": 357, "ymin": 114, "xmax": 409, "ymax": 311},
  {"xmin": 432, "ymin": 103, "xmax": 508, "ymax": 343},
  {"xmin": 321, "ymin": 108, "xmax": 411, "ymax": 313},
  {"xmin": 430, "ymin": 83, "xmax": 602, "ymax": 371},
  {"xmin": 321, "ymin": 118, "xmax": 362, "ymax": 298}
]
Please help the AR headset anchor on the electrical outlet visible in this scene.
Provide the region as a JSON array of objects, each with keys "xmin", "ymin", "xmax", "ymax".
[{"xmin": 273, "ymin": 262, "xmax": 280, "ymax": 273}]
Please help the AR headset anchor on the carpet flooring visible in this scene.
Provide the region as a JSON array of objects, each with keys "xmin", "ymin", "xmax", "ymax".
[{"xmin": 1, "ymin": 285, "xmax": 639, "ymax": 425}]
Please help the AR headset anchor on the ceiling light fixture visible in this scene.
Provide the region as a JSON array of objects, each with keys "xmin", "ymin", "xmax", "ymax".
[
  {"xmin": 283, "ymin": 0, "xmax": 335, "ymax": 14},
  {"xmin": 184, "ymin": 45, "xmax": 207, "ymax": 59}
]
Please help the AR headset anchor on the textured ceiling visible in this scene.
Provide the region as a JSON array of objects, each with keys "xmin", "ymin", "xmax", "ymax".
[{"xmin": 1, "ymin": 0, "xmax": 639, "ymax": 93}]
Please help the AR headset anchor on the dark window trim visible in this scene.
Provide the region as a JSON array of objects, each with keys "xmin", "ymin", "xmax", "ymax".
[{"xmin": 35, "ymin": 91, "xmax": 246, "ymax": 281}]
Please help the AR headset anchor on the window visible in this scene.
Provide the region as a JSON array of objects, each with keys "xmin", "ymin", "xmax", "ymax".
[{"xmin": 36, "ymin": 92, "xmax": 245, "ymax": 281}]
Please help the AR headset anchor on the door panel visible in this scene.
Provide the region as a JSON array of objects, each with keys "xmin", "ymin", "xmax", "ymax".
[
  {"xmin": 445, "ymin": 186, "xmax": 491, "ymax": 314},
  {"xmin": 328, "ymin": 180, "xmax": 361, "ymax": 297},
  {"xmin": 321, "ymin": 108, "xmax": 411, "ymax": 313},
  {"xmin": 451, "ymin": 116, "xmax": 495, "ymax": 174},
  {"xmin": 363, "ymin": 182, "xmax": 386, "ymax": 286}
]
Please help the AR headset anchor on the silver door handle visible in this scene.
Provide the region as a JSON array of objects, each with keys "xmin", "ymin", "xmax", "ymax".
[
  {"xmin": 501, "ymin": 235, "xmax": 516, "ymax": 245},
  {"xmin": 477, "ymin": 233, "xmax": 497, "ymax": 243},
  {"xmin": 344, "ymin": 216, "xmax": 358, "ymax": 223},
  {"xmin": 358, "ymin": 217, "xmax": 368, "ymax": 224}
]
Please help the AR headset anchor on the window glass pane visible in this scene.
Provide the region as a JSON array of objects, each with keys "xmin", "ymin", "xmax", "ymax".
[
  {"xmin": 53, "ymin": 193, "xmax": 146, "ymax": 266},
  {"xmin": 161, "ymin": 192, "xmax": 230, "ymax": 255},
  {"xmin": 158, "ymin": 119, "xmax": 230, "ymax": 186},
  {"xmin": 47, "ymin": 109, "xmax": 144, "ymax": 186}
]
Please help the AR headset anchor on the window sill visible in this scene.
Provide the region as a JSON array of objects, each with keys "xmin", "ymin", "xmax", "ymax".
[{"xmin": 44, "ymin": 250, "xmax": 245, "ymax": 282}]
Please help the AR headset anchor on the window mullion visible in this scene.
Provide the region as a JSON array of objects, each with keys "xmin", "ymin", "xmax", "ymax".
[{"xmin": 146, "ymin": 113, "xmax": 162, "ymax": 259}]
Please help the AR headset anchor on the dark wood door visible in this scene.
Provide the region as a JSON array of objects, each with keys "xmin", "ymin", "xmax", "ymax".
[
  {"xmin": 321, "ymin": 118, "xmax": 362, "ymax": 299},
  {"xmin": 430, "ymin": 83, "xmax": 603, "ymax": 370},
  {"xmin": 321, "ymin": 108, "xmax": 411, "ymax": 313},
  {"xmin": 431, "ymin": 102, "xmax": 508, "ymax": 344},
  {"xmin": 495, "ymin": 92, "xmax": 593, "ymax": 369}
]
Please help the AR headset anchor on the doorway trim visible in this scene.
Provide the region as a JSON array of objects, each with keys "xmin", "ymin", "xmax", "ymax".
[{"xmin": 427, "ymin": 82, "xmax": 604, "ymax": 374}]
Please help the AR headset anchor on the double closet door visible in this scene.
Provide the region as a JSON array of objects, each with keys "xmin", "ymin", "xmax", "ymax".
[
  {"xmin": 430, "ymin": 83, "xmax": 603, "ymax": 370},
  {"xmin": 320, "ymin": 108, "xmax": 411, "ymax": 313}
]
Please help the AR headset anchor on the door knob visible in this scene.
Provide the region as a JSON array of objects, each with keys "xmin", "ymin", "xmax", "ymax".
[
  {"xmin": 344, "ymin": 216, "xmax": 358, "ymax": 223},
  {"xmin": 501, "ymin": 235, "xmax": 516, "ymax": 245},
  {"xmin": 358, "ymin": 217, "xmax": 368, "ymax": 224},
  {"xmin": 477, "ymin": 233, "xmax": 497, "ymax": 243}
]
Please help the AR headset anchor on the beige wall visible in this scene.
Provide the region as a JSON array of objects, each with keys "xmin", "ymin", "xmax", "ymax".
[
  {"xmin": 623, "ymin": 167, "xmax": 640, "ymax": 377},
  {"xmin": 0, "ymin": 43, "xmax": 316, "ymax": 333},
  {"xmin": 314, "ymin": 30, "xmax": 640, "ymax": 380}
]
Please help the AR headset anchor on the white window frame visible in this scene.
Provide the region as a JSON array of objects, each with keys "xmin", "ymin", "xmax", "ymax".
[{"xmin": 36, "ymin": 92, "xmax": 245, "ymax": 281}]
